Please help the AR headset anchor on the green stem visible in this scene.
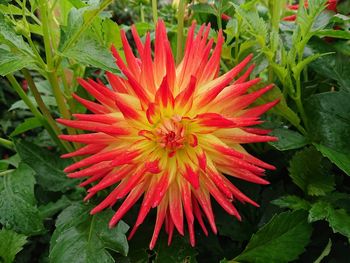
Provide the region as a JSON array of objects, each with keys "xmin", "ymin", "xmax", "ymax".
[
  {"xmin": 6, "ymin": 74, "xmax": 65, "ymax": 151},
  {"xmin": 22, "ymin": 69, "xmax": 73, "ymax": 152},
  {"xmin": 38, "ymin": 1, "xmax": 75, "ymax": 137},
  {"xmin": 0, "ymin": 138, "xmax": 14, "ymax": 151},
  {"xmin": 216, "ymin": 1, "xmax": 222, "ymax": 30},
  {"xmin": 294, "ymin": 75, "xmax": 308, "ymax": 129},
  {"xmin": 220, "ymin": 60, "xmax": 229, "ymax": 73},
  {"xmin": 39, "ymin": 0, "xmax": 53, "ymax": 68},
  {"xmin": 0, "ymin": 170, "xmax": 15, "ymax": 177},
  {"xmin": 47, "ymin": 72, "xmax": 75, "ymax": 132},
  {"xmin": 14, "ymin": 0, "xmax": 41, "ymax": 25},
  {"xmin": 151, "ymin": 0, "xmax": 158, "ymax": 25},
  {"xmin": 27, "ymin": 36, "xmax": 47, "ymax": 69},
  {"xmin": 234, "ymin": 17, "xmax": 241, "ymax": 63},
  {"xmin": 39, "ymin": 0, "xmax": 73, "ymax": 129},
  {"xmin": 140, "ymin": 3, "xmax": 145, "ymax": 23},
  {"xmin": 217, "ymin": 16, "xmax": 222, "ymax": 30},
  {"xmin": 176, "ymin": 0, "xmax": 186, "ymax": 65},
  {"xmin": 7, "ymin": 74, "xmax": 43, "ymax": 120},
  {"xmin": 268, "ymin": 0, "xmax": 284, "ymax": 82},
  {"xmin": 50, "ymin": 0, "xmax": 60, "ymax": 12}
]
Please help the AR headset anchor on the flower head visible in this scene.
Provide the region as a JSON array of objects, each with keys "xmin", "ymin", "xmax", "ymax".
[{"xmin": 58, "ymin": 20, "xmax": 278, "ymax": 249}]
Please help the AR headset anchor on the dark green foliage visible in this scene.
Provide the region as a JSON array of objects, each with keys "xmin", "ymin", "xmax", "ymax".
[
  {"xmin": 15, "ymin": 140, "xmax": 77, "ymax": 192},
  {"xmin": 0, "ymin": 164, "xmax": 44, "ymax": 235},
  {"xmin": 0, "ymin": 228, "xmax": 27, "ymax": 263},
  {"xmin": 234, "ymin": 211, "xmax": 312, "ymax": 263},
  {"xmin": 50, "ymin": 203, "xmax": 129, "ymax": 263}
]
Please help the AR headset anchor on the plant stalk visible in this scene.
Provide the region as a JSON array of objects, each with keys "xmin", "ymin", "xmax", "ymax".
[
  {"xmin": 0, "ymin": 138, "xmax": 15, "ymax": 151},
  {"xmin": 39, "ymin": 0, "xmax": 54, "ymax": 68},
  {"xmin": 39, "ymin": 0, "xmax": 73, "ymax": 135},
  {"xmin": 6, "ymin": 74, "xmax": 66, "ymax": 151},
  {"xmin": 294, "ymin": 75, "xmax": 308, "ymax": 129},
  {"xmin": 176, "ymin": 0, "xmax": 186, "ymax": 65},
  {"xmin": 22, "ymin": 69, "xmax": 74, "ymax": 152},
  {"xmin": 151, "ymin": 0, "xmax": 158, "ymax": 25}
]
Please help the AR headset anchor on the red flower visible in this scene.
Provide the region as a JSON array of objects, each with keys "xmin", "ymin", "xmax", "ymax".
[
  {"xmin": 221, "ymin": 13, "xmax": 231, "ymax": 21},
  {"xmin": 58, "ymin": 20, "xmax": 277, "ymax": 249},
  {"xmin": 283, "ymin": 0, "xmax": 337, "ymax": 21}
]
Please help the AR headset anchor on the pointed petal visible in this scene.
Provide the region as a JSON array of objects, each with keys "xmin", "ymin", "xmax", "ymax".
[
  {"xmin": 67, "ymin": 161, "xmax": 112, "ymax": 178},
  {"xmin": 192, "ymin": 196, "xmax": 208, "ymax": 236},
  {"xmin": 72, "ymin": 113, "xmax": 119, "ymax": 124},
  {"xmin": 58, "ymin": 133, "xmax": 115, "ymax": 144},
  {"xmin": 63, "ymin": 149, "xmax": 121, "ymax": 172},
  {"xmin": 155, "ymin": 76, "xmax": 174, "ymax": 108},
  {"xmin": 149, "ymin": 200, "xmax": 168, "ymax": 250},
  {"xmin": 57, "ymin": 118, "xmax": 129, "ymax": 135},
  {"xmin": 120, "ymin": 29, "xmax": 140, "ymax": 77},
  {"xmin": 198, "ymin": 54, "xmax": 253, "ymax": 107},
  {"xmin": 61, "ymin": 144, "xmax": 105, "ymax": 158},
  {"xmin": 109, "ymin": 183, "xmax": 145, "ymax": 227},
  {"xmin": 140, "ymin": 33, "xmax": 156, "ymax": 93},
  {"xmin": 88, "ymin": 165, "xmax": 134, "ymax": 193},
  {"xmin": 72, "ymin": 93, "xmax": 108, "ymax": 114},
  {"xmin": 131, "ymin": 24, "xmax": 144, "ymax": 55},
  {"xmin": 169, "ymin": 183, "xmax": 184, "ymax": 235},
  {"xmin": 106, "ymin": 71, "xmax": 129, "ymax": 93},
  {"xmin": 181, "ymin": 165, "xmax": 199, "ymax": 189}
]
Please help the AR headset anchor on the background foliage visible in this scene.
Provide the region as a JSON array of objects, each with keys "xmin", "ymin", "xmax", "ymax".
[{"xmin": 0, "ymin": 0, "xmax": 349, "ymax": 262}]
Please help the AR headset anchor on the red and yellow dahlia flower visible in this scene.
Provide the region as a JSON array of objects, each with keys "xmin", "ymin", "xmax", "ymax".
[{"xmin": 58, "ymin": 20, "xmax": 278, "ymax": 249}]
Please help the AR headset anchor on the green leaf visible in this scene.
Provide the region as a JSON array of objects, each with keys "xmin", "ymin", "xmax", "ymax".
[
  {"xmin": 61, "ymin": 36, "xmax": 119, "ymax": 73},
  {"xmin": 289, "ymin": 147, "xmax": 335, "ymax": 196},
  {"xmin": 309, "ymin": 201, "xmax": 350, "ymax": 241},
  {"xmin": 315, "ymin": 29, "xmax": 350, "ymax": 39},
  {"xmin": 101, "ymin": 19, "xmax": 121, "ymax": 48},
  {"xmin": 326, "ymin": 209, "xmax": 350, "ymax": 242},
  {"xmin": 269, "ymin": 128, "xmax": 308, "ymax": 151},
  {"xmin": 15, "ymin": 140, "xmax": 76, "ymax": 192},
  {"xmin": 189, "ymin": 3, "xmax": 217, "ymax": 15},
  {"xmin": 292, "ymin": 53, "xmax": 323, "ymax": 78},
  {"xmin": 155, "ymin": 236, "xmax": 198, "ymax": 263},
  {"xmin": 50, "ymin": 203, "xmax": 129, "ymax": 263},
  {"xmin": 9, "ymin": 95, "xmax": 56, "ymax": 111},
  {"xmin": 59, "ymin": 1, "xmax": 112, "ymax": 52},
  {"xmin": 0, "ymin": 48, "xmax": 35, "ymax": 76},
  {"xmin": 272, "ymin": 195, "xmax": 311, "ymax": 210},
  {"xmin": 232, "ymin": 5, "xmax": 268, "ymax": 47},
  {"xmin": 0, "ymin": 4, "xmax": 23, "ymax": 15},
  {"xmin": 234, "ymin": 211, "xmax": 312, "ymax": 263},
  {"xmin": 305, "ymin": 92, "xmax": 350, "ymax": 153},
  {"xmin": 0, "ymin": 228, "xmax": 27, "ymax": 263},
  {"xmin": 254, "ymin": 84, "xmax": 301, "ymax": 128},
  {"xmin": 224, "ymin": 19, "xmax": 238, "ymax": 43},
  {"xmin": 314, "ymin": 144, "xmax": 350, "ymax": 176},
  {"xmin": 10, "ymin": 117, "xmax": 42, "ymax": 137},
  {"xmin": 308, "ymin": 42, "xmax": 350, "ymax": 92},
  {"xmin": 131, "ymin": 22, "xmax": 153, "ymax": 36},
  {"xmin": 0, "ymin": 163, "xmax": 44, "ymax": 235},
  {"xmin": 0, "ymin": 14, "xmax": 33, "ymax": 55},
  {"xmin": 39, "ymin": 195, "xmax": 71, "ymax": 219},
  {"xmin": 0, "ymin": 154, "xmax": 20, "ymax": 169},
  {"xmin": 58, "ymin": 6, "xmax": 86, "ymax": 51}
]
